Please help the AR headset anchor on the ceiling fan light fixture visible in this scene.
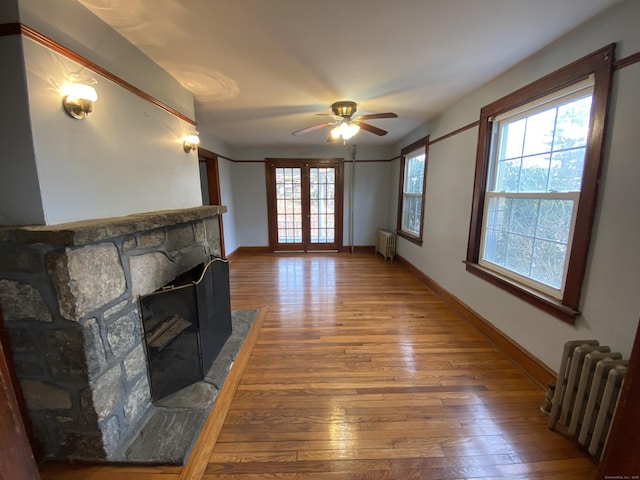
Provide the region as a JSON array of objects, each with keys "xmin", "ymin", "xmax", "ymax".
[
  {"xmin": 291, "ymin": 100, "xmax": 395, "ymax": 139},
  {"xmin": 331, "ymin": 121, "xmax": 360, "ymax": 140},
  {"xmin": 331, "ymin": 101, "xmax": 357, "ymax": 118}
]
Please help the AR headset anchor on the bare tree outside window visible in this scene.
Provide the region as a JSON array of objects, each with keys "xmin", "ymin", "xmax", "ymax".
[{"xmin": 397, "ymin": 136, "xmax": 429, "ymax": 244}]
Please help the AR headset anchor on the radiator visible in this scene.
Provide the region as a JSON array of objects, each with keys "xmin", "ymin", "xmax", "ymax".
[
  {"xmin": 548, "ymin": 340, "xmax": 628, "ymax": 461},
  {"xmin": 376, "ymin": 229, "xmax": 396, "ymax": 261}
]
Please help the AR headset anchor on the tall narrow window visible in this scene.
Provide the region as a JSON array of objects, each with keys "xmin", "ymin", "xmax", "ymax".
[
  {"xmin": 397, "ymin": 136, "xmax": 429, "ymax": 244},
  {"xmin": 465, "ymin": 45, "xmax": 615, "ymax": 323}
]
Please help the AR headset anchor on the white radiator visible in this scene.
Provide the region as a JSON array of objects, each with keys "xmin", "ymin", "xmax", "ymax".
[
  {"xmin": 376, "ymin": 229, "xmax": 396, "ymax": 261},
  {"xmin": 548, "ymin": 340, "xmax": 628, "ymax": 461}
]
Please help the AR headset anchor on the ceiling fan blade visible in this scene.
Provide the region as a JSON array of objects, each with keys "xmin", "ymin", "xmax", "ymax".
[
  {"xmin": 291, "ymin": 121, "xmax": 334, "ymax": 136},
  {"xmin": 316, "ymin": 113, "xmax": 344, "ymax": 121},
  {"xmin": 353, "ymin": 112, "xmax": 398, "ymax": 121},
  {"xmin": 355, "ymin": 121, "xmax": 388, "ymax": 136}
]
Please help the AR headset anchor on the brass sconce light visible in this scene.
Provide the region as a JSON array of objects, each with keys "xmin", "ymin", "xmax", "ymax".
[
  {"xmin": 62, "ymin": 83, "xmax": 98, "ymax": 120},
  {"xmin": 183, "ymin": 132, "xmax": 200, "ymax": 153}
]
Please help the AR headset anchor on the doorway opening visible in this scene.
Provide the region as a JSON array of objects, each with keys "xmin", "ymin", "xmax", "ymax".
[{"xmin": 198, "ymin": 148, "xmax": 226, "ymax": 257}]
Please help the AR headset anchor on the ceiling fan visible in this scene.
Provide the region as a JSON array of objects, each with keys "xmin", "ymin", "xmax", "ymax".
[{"xmin": 291, "ymin": 101, "xmax": 398, "ymax": 141}]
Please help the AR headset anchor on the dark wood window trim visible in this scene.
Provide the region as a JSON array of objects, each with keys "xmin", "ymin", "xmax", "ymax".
[
  {"xmin": 465, "ymin": 44, "xmax": 616, "ymax": 324},
  {"xmin": 396, "ymin": 136, "xmax": 429, "ymax": 245}
]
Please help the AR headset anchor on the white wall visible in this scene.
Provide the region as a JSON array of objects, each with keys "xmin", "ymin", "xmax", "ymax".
[
  {"xmin": 393, "ymin": 0, "xmax": 640, "ymax": 371},
  {"xmin": 349, "ymin": 161, "xmax": 393, "ymax": 245},
  {"xmin": 199, "ymin": 163, "xmax": 209, "ymax": 204},
  {"xmin": 0, "ymin": 0, "xmax": 18, "ymax": 22},
  {"xmin": 230, "ymin": 162, "xmax": 269, "ymax": 248},
  {"xmin": 0, "ymin": 0, "xmax": 203, "ymax": 225},
  {"xmin": 387, "ymin": 158, "xmax": 400, "ymax": 230},
  {"xmin": 218, "ymin": 158, "xmax": 239, "ymax": 255},
  {"xmin": 199, "ymin": 130, "xmax": 234, "ymax": 160},
  {"xmin": 0, "ymin": 36, "xmax": 44, "ymax": 224},
  {"xmin": 23, "ymin": 38, "xmax": 202, "ymax": 224}
]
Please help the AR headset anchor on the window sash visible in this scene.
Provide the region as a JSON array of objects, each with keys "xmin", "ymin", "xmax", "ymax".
[
  {"xmin": 479, "ymin": 191, "xmax": 580, "ymax": 298},
  {"xmin": 401, "ymin": 192, "xmax": 423, "ymax": 236}
]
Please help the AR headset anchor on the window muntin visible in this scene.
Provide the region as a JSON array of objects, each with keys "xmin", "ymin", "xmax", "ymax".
[{"xmin": 479, "ymin": 85, "xmax": 593, "ymax": 297}]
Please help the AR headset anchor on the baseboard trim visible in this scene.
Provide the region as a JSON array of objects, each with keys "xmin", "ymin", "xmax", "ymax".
[
  {"xmin": 228, "ymin": 246, "xmax": 377, "ymax": 258},
  {"xmin": 226, "ymin": 246, "xmax": 270, "ymax": 261},
  {"xmin": 340, "ymin": 245, "xmax": 376, "ymax": 254},
  {"xmin": 396, "ymin": 255, "xmax": 556, "ymax": 389}
]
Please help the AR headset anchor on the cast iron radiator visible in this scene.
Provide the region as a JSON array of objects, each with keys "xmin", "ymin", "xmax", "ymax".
[{"xmin": 548, "ymin": 339, "xmax": 628, "ymax": 460}]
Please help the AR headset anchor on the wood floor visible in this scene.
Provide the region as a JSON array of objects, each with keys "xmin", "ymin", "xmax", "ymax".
[{"xmin": 39, "ymin": 252, "xmax": 596, "ymax": 480}]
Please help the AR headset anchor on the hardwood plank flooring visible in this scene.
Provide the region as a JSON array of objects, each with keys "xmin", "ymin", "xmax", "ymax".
[{"xmin": 39, "ymin": 252, "xmax": 596, "ymax": 479}]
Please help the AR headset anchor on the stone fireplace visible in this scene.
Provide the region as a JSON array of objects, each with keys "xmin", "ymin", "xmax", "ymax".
[{"xmin": 0, "ymin": 206, "xmax": 225, "ymax": 461}]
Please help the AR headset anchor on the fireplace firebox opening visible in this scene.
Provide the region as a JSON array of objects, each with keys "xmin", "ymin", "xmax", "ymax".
[{"xmin": 139, "ymin": 257, "xmax": 232, "ymax": 402}]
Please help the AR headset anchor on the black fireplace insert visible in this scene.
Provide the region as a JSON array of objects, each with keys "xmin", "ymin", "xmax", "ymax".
[{"xmin": 139, "ymin": 257, "xmax": 232, "ymax": 401}]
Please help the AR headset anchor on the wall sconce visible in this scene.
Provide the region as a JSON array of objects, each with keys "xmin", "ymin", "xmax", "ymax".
[
  {"xmin": 183, "ymin": 132, "xmax": 200, "ymax": 153},
  {"xmin": 62, "ymin": 83, "xmax": 98, "ymax": 120}
]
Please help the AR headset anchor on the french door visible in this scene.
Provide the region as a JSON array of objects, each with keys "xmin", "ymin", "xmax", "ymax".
[{"xmin": 266, "ymin": 158, "xmax": 343, "ymax": 252}]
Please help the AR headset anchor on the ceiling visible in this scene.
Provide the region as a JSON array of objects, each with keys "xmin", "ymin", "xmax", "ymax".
[{"xmin": 78, "ymin": 0, "xmax": 619, "ymax": 148}]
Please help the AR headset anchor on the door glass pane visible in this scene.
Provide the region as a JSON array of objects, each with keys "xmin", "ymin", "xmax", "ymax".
[
  {"xmin": 275, "ymin": 167, "xmax": 302, "ymax": 243},
  {"xmin": 310, "ymin": 167, "xmax": 336, "ymax": 244}
]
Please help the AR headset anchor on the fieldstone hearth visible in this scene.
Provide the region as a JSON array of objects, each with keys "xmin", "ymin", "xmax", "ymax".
[
  {"xmin": 120, "ymin": 308, "xmax": 257, "ymax": 464},
  {"xmin": 0, "ymin": 206, "xmax": 228, "ymax": 462}
]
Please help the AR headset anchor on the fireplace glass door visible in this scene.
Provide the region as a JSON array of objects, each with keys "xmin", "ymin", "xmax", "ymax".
[{"xmin": 266, "ymin": 159, "xmax": 344, "ymax": 252}]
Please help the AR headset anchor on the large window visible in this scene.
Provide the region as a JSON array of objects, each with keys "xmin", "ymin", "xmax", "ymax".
[
  {"xmin": 397, "ymin": 137, "xmax": 429, "ymax": 243},
  {"xmin": 465, "ymin": 45, "xmax": 615, "ymax": 323}
]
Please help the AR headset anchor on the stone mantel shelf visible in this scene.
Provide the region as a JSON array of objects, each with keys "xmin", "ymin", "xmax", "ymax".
[{"xmin": 0, "ymin": 206, "xmax": 226, "ymax": 246}]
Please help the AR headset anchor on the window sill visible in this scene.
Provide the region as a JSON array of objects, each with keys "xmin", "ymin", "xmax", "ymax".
[
  {"xmin": 397, "ymin": 230, "xmax": 423, "ymax": 246},
  {"xmin": 463, "ymin": 261, "xmax": 579, "ymax": 324}
]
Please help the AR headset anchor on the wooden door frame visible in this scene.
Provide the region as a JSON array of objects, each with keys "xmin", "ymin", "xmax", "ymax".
[
  {"xmin": 198, "ymin": 147, "xmax": 225, "ymax": 258},
  {"xmin": 0, "ymin": 307, "xmax": 41, "ymax": 479},
  {"xmin": 597, "ymin": 318, "xmax": 640, "ymax": 479},
  {"xmin": 265, "ymin": 158, "xmax": 344, "ymax": 252}
]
